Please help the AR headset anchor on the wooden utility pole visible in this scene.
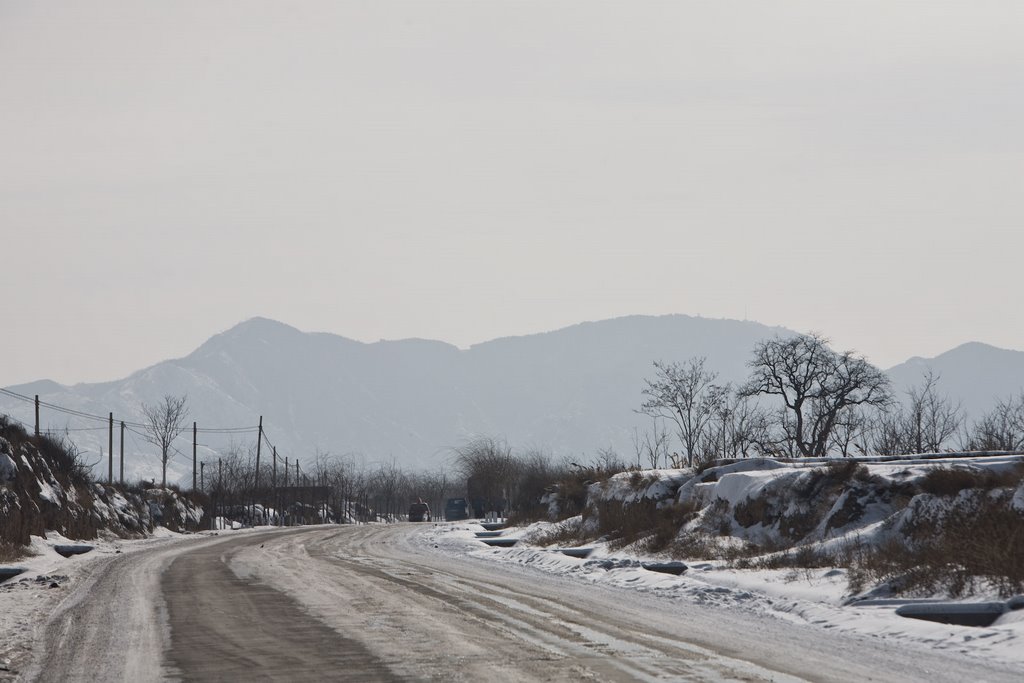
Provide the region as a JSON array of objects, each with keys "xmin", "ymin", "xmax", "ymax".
[
  {"xmin": 200, "ymin": 461, "xmax": 205, "ymax": 491},
  {"xmin": 108, "ymin": 413, "xmax": 114, "ymax": 484},
  {"xmin": 34, "ymin": 395, "xmax": 39, "ymax": 437},
  {"xmin": 217, "ymin": 457, "xmax": 223, "ymax": 530},
  {"xmin": 255, "ymin": 416, "xmax": 263, "ymax": 488},
  {"xmin": 192, "ymin": 422, "xmax": 197, "ymax": 491},
  {"xmin": 284, "ymin": 456, "xmax": 289, "ymax": 486},
  {"xmin": 272, "ymin": 447, "xmax": 277, "ymax": 489},
  {"xmin": 254, "ymin": 416, "xmax": 263, "ymax": 522},
  {"xmin": 119, "ymin": 421, "xmax": 125, "ymax": 484}
]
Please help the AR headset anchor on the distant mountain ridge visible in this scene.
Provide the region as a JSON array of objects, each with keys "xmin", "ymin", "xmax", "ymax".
[
  {"xmin": 885, "ymin": 341, "xmax": 1024, "ymax": 419},
  {"xmin": 2, "ymin": 315, "xmax": 1022, "ymax": 482}
]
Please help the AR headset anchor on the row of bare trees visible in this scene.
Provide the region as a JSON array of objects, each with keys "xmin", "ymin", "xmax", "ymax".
[
  {"xmin": 196, "ymin": 441, "xmax": 469, "ymax": 525},
  {"xmin": 640, "ymin": 333, "xmax": 1024, "ymax": 465},
  {"xmin": 188, "ymin": 435, "xmax": 632, "ymax": 527}
]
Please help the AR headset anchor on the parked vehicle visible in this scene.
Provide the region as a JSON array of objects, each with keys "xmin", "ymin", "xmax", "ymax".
[
  {"xmin": 408, "ymin": 500, "xmax": 431, "ymax": 522},
  {"xmin": 444, "ymin": 497, "xmax": 471, "ymax": 521}
]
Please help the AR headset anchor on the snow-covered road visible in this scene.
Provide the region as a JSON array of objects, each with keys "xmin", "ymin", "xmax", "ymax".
[{"xmin": 20, "ymin": 524, "xmax": 1023, "ymax": 681}]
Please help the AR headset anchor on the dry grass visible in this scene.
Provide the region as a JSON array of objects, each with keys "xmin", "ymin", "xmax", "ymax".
[
  {"xmin": 592, "ymin": 499, "xmax": 700, "ymax": 552},
  {"xmin": 848, "ymin": 491, "xmax": 1024, "ymax": 597},
  {"xmin": 0, "ymin": 540, "xmax": 31, "ymax": 563},
  {"xmin": 527, "ymin": 518, "xmax": 590, "ymax": 547},
  {"xmin": 919, "ymin": 464, "xmax": 1024, "ymax": 497}
]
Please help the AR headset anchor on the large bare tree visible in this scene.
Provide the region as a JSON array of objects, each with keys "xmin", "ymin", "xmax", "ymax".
[
  {"xmin": 142, "ymin": 394, "xmax": 189, "ymax": 488},
  {"xmin": 741, "ymin": 334, "xmax": 891, "ymax": 458}
]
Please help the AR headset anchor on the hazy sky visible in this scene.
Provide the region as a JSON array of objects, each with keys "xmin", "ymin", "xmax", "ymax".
[{"xmin": 2, "ymin": 1, "xmax": 1022, "ymax": 386}]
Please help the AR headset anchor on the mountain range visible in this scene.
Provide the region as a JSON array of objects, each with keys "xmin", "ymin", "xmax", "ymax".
[{"xmin": 2, "ymin": 315, "xmax": 1023, "ymax": 481}]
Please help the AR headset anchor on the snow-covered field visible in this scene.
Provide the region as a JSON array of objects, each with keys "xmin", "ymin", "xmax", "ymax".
[{"xmin": 418, "ymin": 515, "xmax": 1024, "ymax": 668}]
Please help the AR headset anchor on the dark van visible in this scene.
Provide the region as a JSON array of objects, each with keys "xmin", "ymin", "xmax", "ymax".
[{"xmin": 444, "ymin": 498, "xmax": 471, "ymax": 521}]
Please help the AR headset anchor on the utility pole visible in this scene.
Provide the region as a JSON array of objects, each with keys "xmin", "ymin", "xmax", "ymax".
[
  {"xmin": 284, "ymin": 456, "xmax": 289, "ymax": 486},
  {"xmin": 192, "ymin": 421, "xmax": 197, "ymax": 491},
  {"xmin": 254, "ymin": 416, "xmax": 263, "ymax": 522},
  {"xmin": 108, "ymin": 413, "xmax": 114, "ymax": 484},
  {"xmin": 217, "ymin": 457, "xmax": 223, "ymax": 530},
  {"xmin": 34, "ymin": 395, "xmax": 39, "ymax": 437},
  {"xmin": 200, "ymin": 461, "xmax": 205, "ymax": 491},
  {"xmin": 272, "ymin": 447, "xmax": 277, "ymax": 490},
  {"xmin": 255, "ymin": 416, "xmax": 263, "ymax": 480},
  {"xmin": 119, "ymin": 421, "xmax": 125, "ymax": 484}
]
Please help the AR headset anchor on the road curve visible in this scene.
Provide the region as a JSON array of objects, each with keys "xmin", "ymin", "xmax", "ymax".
[{"xmin": 27, "ymin": 524, "xmax": 1022, "ymax": 682}]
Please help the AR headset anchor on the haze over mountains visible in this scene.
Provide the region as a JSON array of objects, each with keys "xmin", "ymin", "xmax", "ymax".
[{"xmin": 2, "ymin": 315, "xmax": 1023, "ymax": 482}]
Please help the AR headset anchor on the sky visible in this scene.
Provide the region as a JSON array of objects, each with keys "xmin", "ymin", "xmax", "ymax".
[{"xmin": 2, "ymin": 1, "xmax": 1023, "ymax": 387}]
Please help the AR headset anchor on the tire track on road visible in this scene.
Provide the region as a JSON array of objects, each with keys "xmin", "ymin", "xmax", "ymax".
[{"xmin": 162, "ymin": 532, "xmax": 399, "ymax": 682}]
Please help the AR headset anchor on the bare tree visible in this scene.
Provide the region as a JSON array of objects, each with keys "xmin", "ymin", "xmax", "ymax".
[
  {"xmin": 741, "ymin": 333, "xmax": 891, "ymax": 458},
  {"xmin": 829, "ymin": 405, "xmax": 870, "ymax": 457},
  {"xmin": 963, "ymin": 392, "xmax": 1024, "ymax": 451},
  {"xmin": 593, "ymin": 447, "xmax": 627, "ymax": 472},
  {"xmin": 632, "ymin": 416, "xmax": 671, "ymax": 469},
  {"xmin": 640, "ymin": 358, "xmax": 725, "ymax": 467},
  {"xmin": 869, "ymin": 372, "xmax": 962, "ymax": 455},
  {"xmin": 709, "ymin": 390, "xmax": 775, "ymax": 460},
  {"xmin": 142, "ymin": 394, "xmax": 189, "ymax": 488},
  {"xmin": 905, "ymin": 372, "xmax": 962, "ymax": 453}
]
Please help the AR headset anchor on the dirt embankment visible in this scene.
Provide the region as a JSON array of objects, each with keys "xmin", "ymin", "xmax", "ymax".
[
  {"xmin": 0, "ymin": 417, "xmax": 203, "ymax": 552},
  {"xmin": 539, "ymin": 456, "xmax": 1024, "ymax": 597}
]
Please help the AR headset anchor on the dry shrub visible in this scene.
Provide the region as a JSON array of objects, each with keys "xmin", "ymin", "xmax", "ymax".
[
  {"xmin": 0, "ymin": 540, "xmax": 31, "ymax": 563},
  {"xmin": 919, "ymin": 464, "xmax": 1024, "ymax": 497},
  {"xmin": 664, "ymin": 531, "xmax": 721, "ymax": 559},
  {"xmin": 528, "ymin": 518, "xmax": 590, "ymax": 547},
  {"xmin": 550, "ymin": 472, "xmax": 591, "ymax": 520},
  {"xmin": 593, "ymin": 499, "xmax": 699, "ymax": 552},
  {"xmin": 798, "ymin": 460, "xmax": 872, "ymax": 499},
  {"xmin": 749, "ymin": 543, "xmax": 838, "ymax": 571},
  {"xmin": 850, "ymin": 492, "xmax": 1024, "ymax": 597},
  {"xmin": 32, "ymin": 433, "xmax": 93, "ymax": 487}
]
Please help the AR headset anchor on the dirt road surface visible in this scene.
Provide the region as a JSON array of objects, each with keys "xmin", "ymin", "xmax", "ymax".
[{"xmin": 26, "ymin": 525, "xmax": 1021, "ymax": 681}]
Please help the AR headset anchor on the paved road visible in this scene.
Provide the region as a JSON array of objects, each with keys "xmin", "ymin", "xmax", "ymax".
[{"xmin": 27, "ymin": 525, "xmax": 1022, "ymax": 682}]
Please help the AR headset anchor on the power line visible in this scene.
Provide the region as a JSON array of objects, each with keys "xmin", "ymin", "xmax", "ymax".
[
  {"xmin": 1, "ymin": 386, "xmax": 261, "ymax": 433},
  {"xmin": 2, "ymin": 387, "xmax": 296, "ymax": 479}
]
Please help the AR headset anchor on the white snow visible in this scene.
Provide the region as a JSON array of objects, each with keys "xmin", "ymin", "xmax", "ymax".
[
  {"xmin": 0, "ymin": 527, "xmax": 227, "ymax": 676},
  {"xmin": 0, "ymin": 452, "xmax": 16, "ymax": 484},
  {"xmin": 415, "ymin": 467, "xmax": 1024, "ymax": 670},
  {"xmin": 1011, "ymin": 483, "xmax": 1024, "ymax": 513}
]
